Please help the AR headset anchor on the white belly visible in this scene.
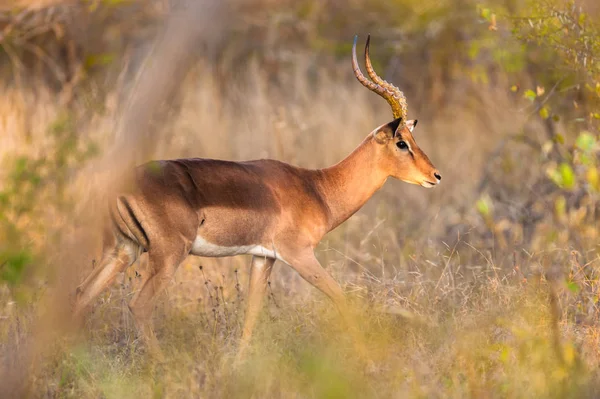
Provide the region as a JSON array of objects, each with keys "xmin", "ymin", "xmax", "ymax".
[{"xmin": 191, "ymin": 236, "xmax": 288, "ymax": 264}]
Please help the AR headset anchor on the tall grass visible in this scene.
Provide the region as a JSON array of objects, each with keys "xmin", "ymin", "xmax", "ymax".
[{"xmin": 2, "ymin": 0, "xmax": 600, "ymax": 397}]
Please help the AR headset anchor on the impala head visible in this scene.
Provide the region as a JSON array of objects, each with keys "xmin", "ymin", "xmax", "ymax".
[{"xmin": 352, "ymin": 35, "xmax": 441, "ymax": 188}]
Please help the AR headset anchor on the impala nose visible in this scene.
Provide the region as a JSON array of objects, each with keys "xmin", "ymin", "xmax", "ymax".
[{"xmin": 434, "ymin": 172, "xmax": 442, "ymax": 182}]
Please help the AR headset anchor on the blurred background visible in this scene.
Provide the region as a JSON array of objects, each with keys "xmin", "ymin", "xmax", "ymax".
[{"xmin": 1, "ymin": 0, "xmax": 600, "ymax": 397}]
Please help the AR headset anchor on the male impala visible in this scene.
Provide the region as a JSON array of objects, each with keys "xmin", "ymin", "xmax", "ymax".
[{"xmin": 74, "ymin": 35, "xmax": 441, "ymax": 357}]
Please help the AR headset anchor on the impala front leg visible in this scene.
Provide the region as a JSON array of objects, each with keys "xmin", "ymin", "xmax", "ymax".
[
  {"xmin": 288, "ymin": 250, "xmax": 369, "ymax": 360},
  {"xmin": 288, "ymin": 251, "xmax": 349, "ymax": 317},
  {"xmin": 237, "ymin": 256, "xmax": 275, "ymax": 361}
]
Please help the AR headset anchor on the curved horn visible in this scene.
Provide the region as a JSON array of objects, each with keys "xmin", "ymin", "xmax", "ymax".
[
  {"xmin": 352, "ymin": 36, "xmax": 389, "ymax": 97},
  {"xmin": 352, "ymin": 36, "xmax": 404, "ymax": 119},
  {"xmin": 363, "ymin": 35, "xmax": 408, "ymax": 121}
]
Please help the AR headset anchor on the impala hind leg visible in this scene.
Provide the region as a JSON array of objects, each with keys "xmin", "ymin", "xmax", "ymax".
[
  {"xmin": 74, "ymin": 243, "xmax": 137, "ymax": 317},
  {"xmin": 236, "ymin": 256, "xmax": 275, "ymax": 362},
  {"xmin": 75, "ymin": 259, "xmax": 105, "ymax": 297},
  {"xmin": 130, "ymin": 252, "xmax": 151, "ymax": 296},
  {"xmin": 128, "ymin": 249, "xmax": 189, "ymax": 358}
]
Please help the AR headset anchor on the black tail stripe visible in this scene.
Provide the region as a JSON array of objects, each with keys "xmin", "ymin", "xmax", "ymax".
[{"xmin": 119, "ymin": 196, "xmax": 150, "ymax": 250}]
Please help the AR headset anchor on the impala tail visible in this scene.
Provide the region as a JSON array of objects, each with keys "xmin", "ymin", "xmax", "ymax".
[
  {"xmin": 110, "ymin": 195, "xmax": 150, "ymax": 250},
  {"xmin": 74, "ymin": 196, "xmax": 146, "ymax": 317}
]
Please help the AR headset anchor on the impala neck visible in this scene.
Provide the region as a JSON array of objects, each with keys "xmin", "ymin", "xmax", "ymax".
[{"xmin": 317, "ymin": 135, "xmax": 388, "ymax": 231}]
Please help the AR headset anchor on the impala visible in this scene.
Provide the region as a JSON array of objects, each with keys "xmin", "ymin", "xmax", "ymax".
[{"xmin": 74, "ymin": 35, "xmax": 441, "ymax": 358}]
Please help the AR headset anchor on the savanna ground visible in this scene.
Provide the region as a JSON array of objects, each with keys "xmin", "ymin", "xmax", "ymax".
[{"xmin": 1, "ymin": 0, "xmax": 600, "ymax": 397}]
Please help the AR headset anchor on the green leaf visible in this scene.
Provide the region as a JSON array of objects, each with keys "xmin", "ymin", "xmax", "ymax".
[
  {"xmin": 500, "ymin": 347, "xmax": 510, "ymax": 363},
  {"xmin": 481, "ymin": 8, "xmax": 491, "ymax": 20},
  {"xmin": 576, "ymin": 132, "xmax": 596, "ymax": 152},
  {"xmin": 476, "ymin": 195, "xmax": 492, "ymax": 217},
  {"xmin": 524, "ymin": 89, "xmax": 536, "ymax": 102},
  {"xmin": 146, "ymin": 160, "xmax": 163, "ymax": 176},
  {"xmin": 84, "ymin": 53, "xmax": 116, "ymax": 69},
  {"xmin": 554, "ymin": 133, "xmax": 565, "ymax": 144},
  {"xmin": 579, "ymin": 153, "xmax": 593, "ymax": 166},
  {"xmin": 539, "ymin": 106, "xmax": 549, "ymax": 119},
  {"xmin": 468, "ymin": 42, "xmax": 480, "ymax": 60},
  {"xmin": 566, "ymin": 280, "xmax": 580, "ymax": 294},
  {"xmin": 559, "ymin": 163, "xmax": 576, "ymax": 189},
  {"xmin": 587, "ymin": 167, "xmax": 599, "ymax": 190},
  {"xmin": 0, "ymin": 250, "xmax": 32, "ymax": 285}
]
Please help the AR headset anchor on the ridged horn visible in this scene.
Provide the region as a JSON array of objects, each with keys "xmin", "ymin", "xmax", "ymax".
[
  {"xmin": 352, "ymin": 36, "xmax": 406, "ymax": 122},
  {"xmin": 364, "ymin": 34, "xmax": 408, "ymax": 121}
]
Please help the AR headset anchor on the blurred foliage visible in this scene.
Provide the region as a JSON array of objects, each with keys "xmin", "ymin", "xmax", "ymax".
[
  {"xmin": 463, "ymin": 0, "xmax": 600, "ymax": 257},
  {"xmin": 2, "ymin": 0, "xmax": 600, "ymax": 397},
  {"xmin": 1, "ymin": 0, "xmax": 599, "ymax": 329},
  {"xmin": 0, "ymin": 113, "xmax": 98, "ymax": 298},
  {"xmin": 31, "ymin": 277, "xmax": 599, "ymax": 398}
]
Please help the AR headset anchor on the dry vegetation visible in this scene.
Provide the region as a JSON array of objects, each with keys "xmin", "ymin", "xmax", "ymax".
[{"xmin": 1, "ymin": 0, "xmax": 600, "ymax": 397}]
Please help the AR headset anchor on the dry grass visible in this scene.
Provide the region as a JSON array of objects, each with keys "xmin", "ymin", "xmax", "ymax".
[
  {"xmin": 2, "ymin": 0, "xmax": 600, "ymax": 398},
  {"xmin": 1, "ymin": 63, "xmax": 597, "ymax": 398}
]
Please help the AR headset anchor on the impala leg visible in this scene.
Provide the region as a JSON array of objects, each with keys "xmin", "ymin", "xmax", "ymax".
[
  {"xmin": 289, "ymin": 252, "xmax": 349, "ymax": 313},
  {"xmin": 237, "ymin": 256, "xmax": 275, "ymax": 361},
  {"xmin": 74, "ymin": 245, "xmax": 136, "ymax": 318},
  {"xmin": 288, "ymin": 251, "xmax": 369, "ymax": 359},
  {"xmin": 75, "ymin": 259, "xmax": 105, "ymax": 296},
  {"xmin": 130, "ymin": 252, "xmax": 151, "ymax": 295},
  {"xmin": 128, "ymin": 250, "xmax": 188, "ymax": 358}
]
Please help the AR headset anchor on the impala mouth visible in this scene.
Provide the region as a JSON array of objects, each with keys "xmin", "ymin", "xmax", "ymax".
[{"xmin": 421, "ymin": 181, "xmax": 437, "ymax": 188}]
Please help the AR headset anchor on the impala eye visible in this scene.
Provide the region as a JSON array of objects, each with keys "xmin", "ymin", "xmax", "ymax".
[{"xmin": 397, "ymin": 140, "xmax": 408, "ymax": 150}]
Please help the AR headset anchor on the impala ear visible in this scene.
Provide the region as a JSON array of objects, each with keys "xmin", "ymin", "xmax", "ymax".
[
  {"xmin": 374, "ymin": 117, "xmax": 402, "ymax": 143},
  {"xmin": 406, "ymin": 119, "xmax": 418, "ymax": 133}
]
